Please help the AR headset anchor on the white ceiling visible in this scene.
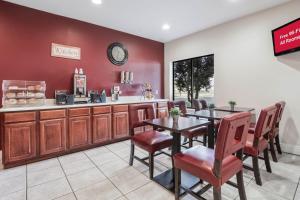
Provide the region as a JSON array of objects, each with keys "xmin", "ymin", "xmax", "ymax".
[{"xmin": 4, "ymin": 0, "xmax": 291, "ymax": 42}]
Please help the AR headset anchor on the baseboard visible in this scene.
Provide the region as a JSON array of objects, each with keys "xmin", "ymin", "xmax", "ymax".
[{"xmin": 281, "ymin": 143, "xmax": 300, "ymax": 155}]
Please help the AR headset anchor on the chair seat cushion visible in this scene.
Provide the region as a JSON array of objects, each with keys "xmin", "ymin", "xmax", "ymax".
[
  {"xmin": 132, "ymin": 130, "xmax": 172, "ymax": 153},
  {"xmin": 182, "ymin": 126, "xmax": 207, "ymax": 138},
  {"xmin": 174, "ymin": 145, "xmax": 243, "ymax": 187},
  {"xmin": 244, "ymin": 134, "xmax": 268, "ymax": 156}
]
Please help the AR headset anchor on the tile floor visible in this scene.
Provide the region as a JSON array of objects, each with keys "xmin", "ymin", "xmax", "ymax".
[{"xmin": 0, "ymin": 140, "xmax": 299, "ymax": 200}]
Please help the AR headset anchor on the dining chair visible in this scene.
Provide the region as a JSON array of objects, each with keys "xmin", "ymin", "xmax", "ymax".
[
  {"xmin": 174, "ymin": 112, "xmax": 251, "ymax": 200},
  {"xmin": 192, "ymin": 99, "xmax": 208, "ymax": 111},
  {"xmin": 128, "ymin": 104, "xmax": 173, "ymax": 179},
  {"xmin": 168, "ymin": 100, "xmax": 207, "ymax": 148},
  {"xmin": 243, "ymin": 105, "xmax": 277, "ymax": 186},
  {"xmin": 269, "ymin": 101, "xmax": 286, "ymax": 162}
]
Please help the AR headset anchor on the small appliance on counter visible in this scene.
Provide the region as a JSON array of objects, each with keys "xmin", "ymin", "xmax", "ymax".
[
  {"xmin": 73, "ymin": 68, "xmax": 88, "ymax": 104},
  {"xmin": 88, "ymin": 89, "xmax": 106, "ymax": 103},
  {"xmin": 142, "ymin": 83, "xmax": 154, "ymax": 100},
  {"xmin": 111, "ymin": 86, "xmax": 120, "ymax": 101},
  {"xmin": 89, "ymin": 90, "xmax": 100, "ymax": 103},
  {"xmin": 55, "ymin": 90, "xmax": 74, "ymax": 105},
  {"xmin": 2, "ymin": 80, "xmax": 46, "ymax": 107}
]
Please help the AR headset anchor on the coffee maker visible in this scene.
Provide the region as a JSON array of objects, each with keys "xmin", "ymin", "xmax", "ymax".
[
  {"xmin": 73, "ymin": 72, "xmax": 88, "ymax": 104},
  {"xmin": 55, "ymin": 90, "xmax": 74, "ymax": 105},
  {"xmin": 111, "ymin": 86, "xmax": 120, "ymax": 101}
]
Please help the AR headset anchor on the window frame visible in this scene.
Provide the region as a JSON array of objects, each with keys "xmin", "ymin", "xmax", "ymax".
[{"xmin": 172, "ymin": 54, "xmax": 214, "ymax": 108}]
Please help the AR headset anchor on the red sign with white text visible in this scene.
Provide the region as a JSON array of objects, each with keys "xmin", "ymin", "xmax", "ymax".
[{"xmin": 272, "ymin": 18, "xmax": 300, "ymax": 56}]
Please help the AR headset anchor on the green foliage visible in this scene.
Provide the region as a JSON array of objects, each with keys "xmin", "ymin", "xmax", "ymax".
[
  {"xmin": 228, "ymin": 101, "xmax": 237, "ymax": 106},
  {"xmin": 174, "ymin": 55, "xmax": 214, "ymax": 102},
  {"xmin": 208, "ymin": 103, "xmax": 215, "ymax": 109},
  {"xmin": 170, "ymin": 107, "xmax": 182, "ymax": 116},
  {"xmin": 192, "ymin": 56, "xmax": 214, "ymax": 99}
]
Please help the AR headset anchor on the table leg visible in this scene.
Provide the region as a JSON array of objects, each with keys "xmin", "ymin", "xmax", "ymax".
[
  {"xmin": 207, "ymin": 119, "xmax": 215, "ymax": 149},
  {"xmin": 171, "ymin": 131, "xmax": 181, "ymax": 185}
]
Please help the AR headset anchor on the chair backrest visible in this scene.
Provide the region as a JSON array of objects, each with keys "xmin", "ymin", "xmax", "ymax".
[
  {"xmin": 275, "ymin": 101, "xmax": 286, "ymax": 125},
  {"xmin": 254, "ymin": 105, "xmax": 277, "ymax": 139},
  {"xmin": 168, "ymin": 100, "xmax": 187, "ymax": 115},
  {"xmin": 192, "ymin": 99, "xmax": 208, "ymax": 111},
  {"xmin": 128, "ymin": 104, "xmax": 155, "ymax": 135},
  {"xmin": 214, "ymin": 112, "xmax": 251, "ymax": 162}
]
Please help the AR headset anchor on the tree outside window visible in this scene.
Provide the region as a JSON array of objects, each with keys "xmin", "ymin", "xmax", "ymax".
[{"xmin": 173, "ymin": 54, "xmax": 214, "ymax": 107}]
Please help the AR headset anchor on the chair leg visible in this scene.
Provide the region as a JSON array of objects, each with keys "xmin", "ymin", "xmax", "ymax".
[
  {"xmin": 252, "ymin": 156, "xmax": 262, "ymax": 186},
  {"xmin": 203, "ymin": 135, "xmax": 207, "ymax": 147},
  {"xmin": 175, "ymin": 168, "xmax": 180, "ymax": 200},
  {"xmin": 275, "ymin": 135, "xmax": 282, "ymax": 154},
  {"xmin": 129, "ymin": 142, "xmax": 135, "ymax": 166},
  {"xmin": 189, "ymin": 138, "xmax": 193, "ymax": 148},
  {"xmin": 237, "ymin": 170, "xmax": 247, "ymax": 200},
  {"xmin": 149, "ymin": 153, "xmax": 154, "ymax": 180},
  {"xmin": 269, "ymin": 138, "xmax": 278, "ymax": 162},
  {"xmin": 264, "ymin": 149, "xmax": 272, "ymax": 173},
  {"xmin": 213, "ymin": 186, "xmax": 221, "ymax": 200}
]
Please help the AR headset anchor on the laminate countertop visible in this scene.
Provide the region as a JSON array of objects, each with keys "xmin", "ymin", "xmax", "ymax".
[{"xmin": 0, "ymin": 98, "xmax": 168, "ymax": 113}]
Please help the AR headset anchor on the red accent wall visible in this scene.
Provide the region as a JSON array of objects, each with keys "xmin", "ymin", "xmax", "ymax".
[{"xmin": 0, "ymin": 1, "xmax": 164, "ymax": 100}]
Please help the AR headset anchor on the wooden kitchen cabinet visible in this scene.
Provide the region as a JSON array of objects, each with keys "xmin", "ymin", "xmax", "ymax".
[
  {"xmin": 4, "ymin": 121, "xmax": 37, "ymax": 164},
  {"xmin": 68, "ymin": 116, "xmax": 91, "ymax": 150},
  {"xmin": 0, "ymin": 101, "xmax": 168, "ymax": 168},
  {"xmin": 113, "ymin": 111, "xmax": 129, "ymax": 139},
  {"xmin": 93, "ymin": 113, "xmax": 111, "ymax": 144},
  {"xmin": 39, "ymin": 109, "xmax": 66, "ymax": 156},
  {"xmin": 40, "ymin": 119, "xmax": 66, "ymax": 156}
]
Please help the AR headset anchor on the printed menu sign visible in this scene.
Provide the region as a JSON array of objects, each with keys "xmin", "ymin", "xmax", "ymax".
[
  {"xmin": 51, "ymin": 43, "xmax": 81, "ymax": 60},
  {"xmin": 272, "ymin": 18, "xmax": 300, "ymax": 56}
]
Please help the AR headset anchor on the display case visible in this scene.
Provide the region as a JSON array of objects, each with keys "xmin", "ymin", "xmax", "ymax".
[{"xmin": 2, "ymin": 80, "xmax": 46, "ymax": 107}]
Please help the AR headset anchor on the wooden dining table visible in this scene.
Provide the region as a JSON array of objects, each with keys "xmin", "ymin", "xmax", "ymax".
[
  {"xmin": 214, "ymin": 106, "xmax": 255, "ymax": 113},
  {"xmin": 144, "ymin": 116, "xmax": 210, "ymax": 193},
  {"xmin": 186, "ymin": 107, "xmax": 255, "ymax": 149}
]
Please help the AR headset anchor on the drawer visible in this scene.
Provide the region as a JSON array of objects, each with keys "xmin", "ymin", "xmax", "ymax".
[
  {"xmin": 69, "ymin": 108, "xmax": 90, "ymax": 117},
  {"xmin": 157, "ymin": 102, "xmax": 168, "ymax": 108},
  {"xmin": 113, "ymin": 105, "xmax": 128, "ymax": 113},
  {"xmin": 4, "ymin": 112, "xmax": 36, "ymax": 123},
  {"xmin": 93, "ymin": 106, "xmax": 111, "ymax": 115},
  {"xmin": 40, "ymin": 109, "xmax": 66, "ymax": 120}
]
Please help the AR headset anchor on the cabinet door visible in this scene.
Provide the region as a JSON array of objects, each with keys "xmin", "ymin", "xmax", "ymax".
[
  {"xmin": 93, "ymin": 114, "xmax": 111, "ymax": 144},
  {"xmin": 69, "ymin": 116, "xmax": 91, "ymax": 150},
  {"xmin": 157, "ymin": 107, "xmax": 169, "ymax": 118},
  {"xmin": 113, "ymin": 112, "xmax": 129, "ymax": 139},
  {"xmin": 40, "ymin": 119, "xmax": 66, "ymax": 156},
  {"xmin": 4, "ymin": 122, "xmax": 37, "ymax": 163}
]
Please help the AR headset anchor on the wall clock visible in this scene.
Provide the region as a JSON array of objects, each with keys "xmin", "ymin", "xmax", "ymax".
[{"xmin": 107, "ymin": 42, "xmax": 128, "ymax": 66}]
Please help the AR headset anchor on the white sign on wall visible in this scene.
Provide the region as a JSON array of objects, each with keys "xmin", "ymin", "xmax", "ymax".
[{"xmin": 51, "ymin": 43, "xmax": 81, "ymax": 60}]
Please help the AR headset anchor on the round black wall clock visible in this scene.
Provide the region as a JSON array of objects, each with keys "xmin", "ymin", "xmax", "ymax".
[{"xmin": 107, "ymin": 42, "xmax": 128, "ymax": 66}]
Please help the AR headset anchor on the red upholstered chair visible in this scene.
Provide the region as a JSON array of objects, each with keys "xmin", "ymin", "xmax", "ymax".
[
  {"xmin": 128, "ymin": 104, "xmax": 173, "ymax": 179},
  {"xmin": 192, "ymin": 99, "xmax": 208, "ymax": 111},
  {"xmin": 269, "ymin": 101, "xmax": 286, "ymax": 162},
  {"xmin": 168, "ymin": 101, "xmax": 207, "ymax": 147},
  {"xmin": 243, "ymin": 105, "xmax": 277, "ymax": 186},
  {"xmin": 174, "ymin": 112, "xmax": 251, "ymax": 200}
]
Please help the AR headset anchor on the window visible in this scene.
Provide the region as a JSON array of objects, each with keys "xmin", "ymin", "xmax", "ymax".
[{"xmin": 173, "ymin": 54, "xmax": 214, "ymax": 107}]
